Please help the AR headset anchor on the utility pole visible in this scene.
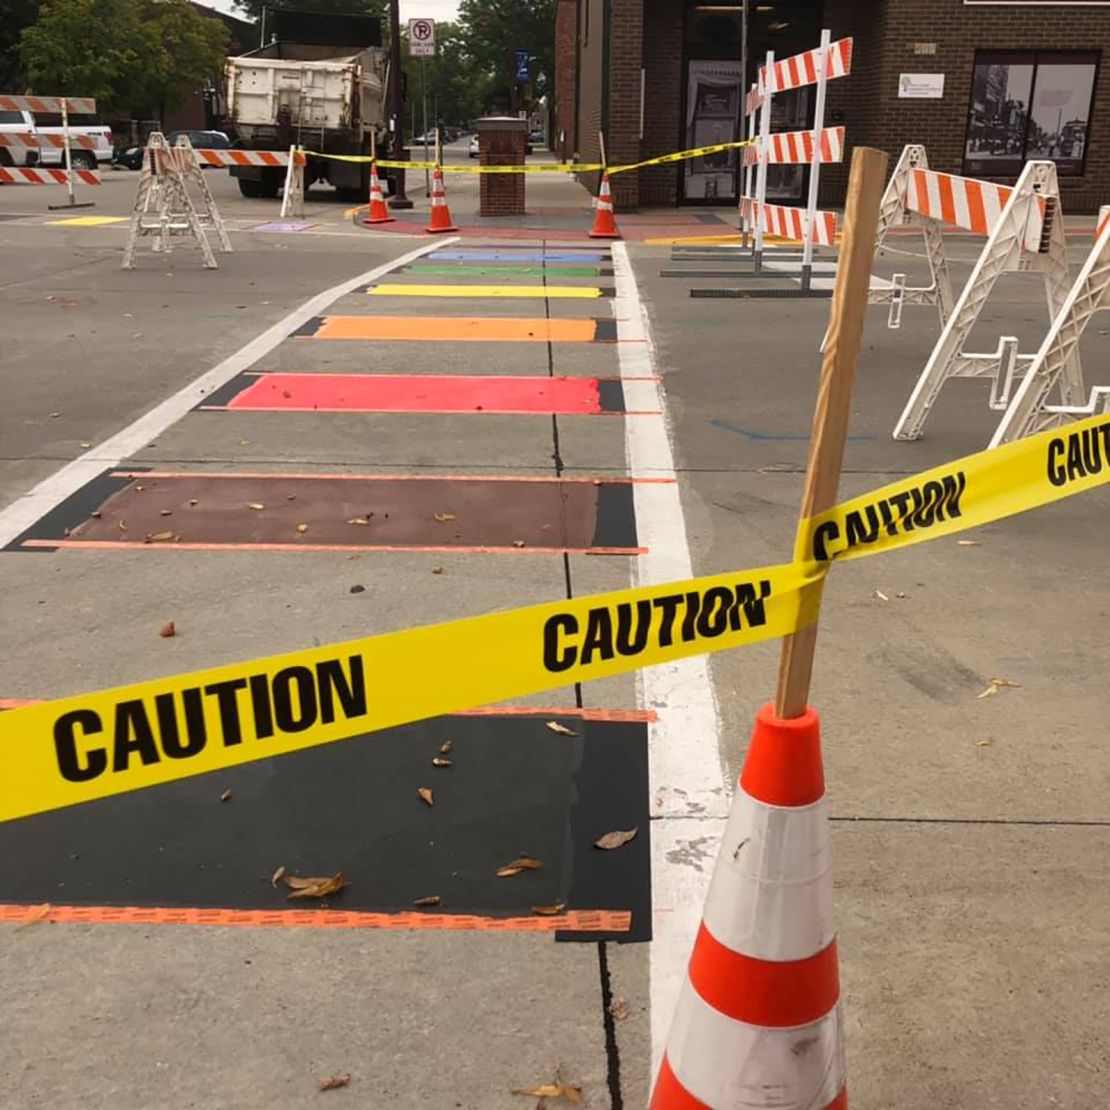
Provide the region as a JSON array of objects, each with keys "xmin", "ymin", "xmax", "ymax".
[{"xmin": 388, "ymin": 0, "xmax": 412, "ymax": 208}]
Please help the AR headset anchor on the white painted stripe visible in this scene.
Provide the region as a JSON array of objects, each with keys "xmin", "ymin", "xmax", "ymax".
[
  {"xmin": 666, "ymin": 988, "xmax": 845, "ymax": 1109},
  {"xmin": 952, "ymin": 180, "xmax": 972, "ymax": 232},
  {"xmin": 611, "ymin": 242, "xmax": 728, "ymax": 1078},
  {"xmin": 701, "ymin": 789, "xmax": 834, "ymax": 962},
  {"xmin": 925, "ymin": 171, "xmax": 942, "ymax": 223},
  {"xmin": 0, "ymin": 237, "xmax": 452, "ymax": 546}
]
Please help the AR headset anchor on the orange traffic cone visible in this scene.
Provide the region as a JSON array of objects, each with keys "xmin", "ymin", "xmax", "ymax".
[
  {"xmin": 364, "ymin": 162, "xmax": 395, "ymax": 225},
  {"xmin": 651, "ymin": 704, "xmax": 846, "ymax": 1110},
  {"xmin": 589, "ymin": 173, "xmax": 620, "ymax": 239},
  {"xmin": 425, "ymin": 166, "xmax": 457, "ymax": 233}
]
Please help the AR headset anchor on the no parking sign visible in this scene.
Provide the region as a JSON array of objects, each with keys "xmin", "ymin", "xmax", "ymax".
[{"xmin": 408, "ymin": 18, "xmax": 435, "ymax": 57}]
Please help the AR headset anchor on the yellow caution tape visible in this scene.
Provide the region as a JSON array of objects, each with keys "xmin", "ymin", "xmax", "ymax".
[
  {"xmin": 0, "ymin": 562, "xmax": 822, "ymax": 823},
  {"xmin": 308, "ymin": 140, "xmax": 752, "ymax": 176},
  {"xmin": 2, "ymin": 414, "xmax": 1108, "ymax": 822}
]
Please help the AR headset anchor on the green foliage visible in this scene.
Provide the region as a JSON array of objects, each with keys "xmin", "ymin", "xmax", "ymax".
[
  {"xmin": 456, "ymin": 0, "xmax": 555, "ymax": 111},
  {"xmin": 401, "ymin": 21, "xmax": 497, "ymax": 129},
  {"xmin": 0, "ymin": 0, "xmax": 43, "ymax": 90},
  {"xmin": 19, "ymin": 0, "xmax": 228, "ymax": 114}
]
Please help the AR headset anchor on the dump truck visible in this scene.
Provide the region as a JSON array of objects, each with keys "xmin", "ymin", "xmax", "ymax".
[{"xmin": 225, "ymin": 9, "xmax": 390, "ymax": 200}]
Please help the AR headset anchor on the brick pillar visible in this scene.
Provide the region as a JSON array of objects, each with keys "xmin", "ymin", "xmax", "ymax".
[
  {"xmin": 606, "ymin": 0, "xmax": 644, "ymax": 210},
  {"xmin": 554, "ymin": 0, "xmax": 578, "ymax": 162},
  {"xmin": 476, "ymin": 116, "xmax": 527, "ymax": 217}
]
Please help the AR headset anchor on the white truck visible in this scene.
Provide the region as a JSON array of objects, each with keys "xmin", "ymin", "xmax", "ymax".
[{"xmin": 225, "ymin": 40, "xmax": 389, "ymax": 200}]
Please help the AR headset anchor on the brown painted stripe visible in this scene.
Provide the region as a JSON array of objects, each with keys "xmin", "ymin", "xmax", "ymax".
[
  {"xmin": 301, "ymin": 316, "xmax": 612, "ymax": 343},
  {"xmin": 0, "ymin": 902, "xmax": 630, "ymax": 933}
]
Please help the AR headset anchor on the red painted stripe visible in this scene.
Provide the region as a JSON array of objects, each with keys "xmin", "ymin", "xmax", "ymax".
[
  {"xmin": 226, "ymin": 373, "xmax": 606, "ymax": 415},
  {"xmin": 650, "ymin": 1055, "xmax": 710, "ymax": 1109},
  {"xmin": 803, "ymin": 49, "xmax": 817, "ymax": 84},
  {"xmin": 689, "ymin": 924, "xmax": 840, "ymax": 1027},
  {"xmin": 966, "ymin": 180, "xmax": 988, "ymax": 236},
  {"xmin": 937, "ymin": 173, "xmax": 957, "ymax": 227},
  {"xmin": 739, "ymin": 703, "xmax": 825, "ymax": 806}
]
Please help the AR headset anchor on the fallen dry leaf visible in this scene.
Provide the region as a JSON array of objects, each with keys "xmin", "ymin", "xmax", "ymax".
[
  {"xmin": 609, "ymin": 998, "xmax": 630, "ymax": 1021},
  {"xmin": 189, "ymin": 498, "xmax": 198, "ymax": 506},
  {"xmin": 512, "ymin": 1078, "xmax": 582, "ymax": 1103},
  {"xmin": 545, "ymin": 721, "xmax": 577, "ymax": 737},
  {"xmin": 318, "ymin": 1074, "xmax": 351, "ymax": 1092},
  {"xmin": 159, "ymin": 621, "xmax": 176, "ymax": 638},
  {"xmin": 284, "ymin": 872, "xmax": 348, "ymax": 901},
  {"xmin": 439, "ymin": 740, "xmax": 453, "ymax": 755},
  {"xmin": 874, "ymin": 590, "xmax": 890, "ymax": 602},
  {"xmin": 219, "ymin": 789, "xmax": 232, "ymax": 802},
  {"xmin": 895, "ymin": 591, "xmax": 907, "ymax": 599},
  {"xmin": 145, "ymin": 530, "xmax": 176, "ymax": 544},
  {"xmin": 118, "ymin": 519, "xmax": 127, "ymax": 531},
  {"xmin": 418, "ymin": 787, "xmax": 434, "ymax": 806},
  {"xmin": 512, "ymin": 539, "xmax": 526, "ymax": 548},
  {"xmin": 431, "ymin": 566, "xmax": 444, "ymax": 575},
  {"xmin": 497, "ymin": 856, "xmax": 543, "ymax": 878},
  {"xmin": 16, "ymin": 904, "xmax": 51, "ymax": 931},
  {"xmin": 271, "ymin": 865, "xmax": 285, "ymax": 887},
  {"xmin": 433, "ymin": 512, "xmax": 457, "ymax": 523},
  {"xmin": 595, "ymin": 827, "xmax": 639, "ymax": 851},
  {"xmin": 297, "ymin": 523, "xmax": 308, "ymax": 534},
  {"xmin": 977, "ymin": 738, "xmax": 994, "ymax": 747},
  {"xmin": 90, "ymin": 510, "xmax": 101, "ymax": 518},
  {"xmin": 346, "ymin": 517, "xmax": 370, "ymax": 526},
  {"xmin": 957, "ymin": 539, "xmax": 981, "ymax": 547},
  {"xmin": 531, "ymin": 903, "xmax": 566, "ymax": 916},
  {"xmin": 977, "ymin": 677, "xmax": 1021, "ymax": 700},
  {"xmin": 413, "ymin": 895, "xmax": 441, "ymax": 907},
  {"xmin": 160, "ymin": 509, "xmax": 173, "ymax": 517},
  {"xmin": 247, "ymin": 502, "xmax": 265, "ymax": 511},
  {"xmin": 431, "ymin": 757, "xmax": 453, "ymax": 768}
]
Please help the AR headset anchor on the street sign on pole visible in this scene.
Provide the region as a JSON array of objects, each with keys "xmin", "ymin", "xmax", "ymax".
[
  {"xmin": 515, "ymin": 49, "xmax": 530, "ymax": 82},
  {"xmin": 409, "ymin": 18, "xmax": 436, "ymax": 57}
]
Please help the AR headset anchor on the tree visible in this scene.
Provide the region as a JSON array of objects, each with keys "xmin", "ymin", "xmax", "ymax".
[
  {"xmin": 456, "ymin": 0, "xmax": 555, "ymax": 114},
  {"xmin": 401, "ymin": 22, "xmax": 497, "ymax": 129},
  {"xmin": 0, "ymin": 0, "xmax": 42, "ymax": 90},
  {"xmin": 20, "ymin": 0, "xmax": 227, "ymax": 117}
]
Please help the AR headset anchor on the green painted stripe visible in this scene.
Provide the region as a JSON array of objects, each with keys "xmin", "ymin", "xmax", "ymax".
[{"xmin": 409, "ymin": 264, "xmax": 601, "ymax": 277}]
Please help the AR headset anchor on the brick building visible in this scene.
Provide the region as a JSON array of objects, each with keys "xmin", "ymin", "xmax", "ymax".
[{"xmin": 554, "ymin": 0, "xmax": 1110, "ymax": 212}]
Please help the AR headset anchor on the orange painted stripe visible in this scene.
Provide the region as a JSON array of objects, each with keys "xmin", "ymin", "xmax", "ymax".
[
  {"xmin": 937, "ymin": 173, "xmax": 957, "ymax": 227},
  {"xmin": 457, "ymin": 706, "xmax": 656, "ymax": 722},
  {"xmin": 0, "ymin": 902, "xmax": 630, "ymax": 933},
  {"xmin": 310, "ymin": 316, "xmax": 603, "ymax": 343},
  {"xmin": 110, "ymin": 470, "xmax": 672, "ymax": 485},
  {"xmin": 966, "ymin": 180, "xmax": 987, "ymax": 236},
  {"xmin": 1, "ymin": 698, "xmax": 653, "ymax": 721},
  {"xmin": 689, "ymin": 924, "xmax": 840, "ymax": 1027},
  {"xmin": 650, "ymin": 1056, "xmax": 710, "ymax": 1109},
  {"xmin": 21, "ymin": 539, "xmax": 646, "ymax": 556}
]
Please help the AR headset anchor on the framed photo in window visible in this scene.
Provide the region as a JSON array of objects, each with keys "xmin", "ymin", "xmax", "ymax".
[{"xmin": 964, "ymin": 51, "xmax": 1099, "ymax": 177}]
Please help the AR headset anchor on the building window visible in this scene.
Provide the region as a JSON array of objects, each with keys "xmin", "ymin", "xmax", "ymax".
[{"xmin": 965, "ymin": 51, "xmax": 1099, "ymax": 177}]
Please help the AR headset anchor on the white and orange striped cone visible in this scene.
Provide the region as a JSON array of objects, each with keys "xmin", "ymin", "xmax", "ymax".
[
  {"xmin": 589, "ymin": 173, "xmax": 621, "ymax": 239},
  {"xmin": 363, "ymin": 162, "xmax": 395, "ymax": 225},
  {"xmin": 425, "ymin": 166, "xmax": 457, "ymax": 234},
  {"xmin": 651, "ymin": 704, "xmax": 846, "ymax": 1110}
]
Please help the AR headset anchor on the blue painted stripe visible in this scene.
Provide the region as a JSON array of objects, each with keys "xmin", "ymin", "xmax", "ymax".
[{"xmin": 429, "ymin": 250, "xmax": 607, "ymax": 263}]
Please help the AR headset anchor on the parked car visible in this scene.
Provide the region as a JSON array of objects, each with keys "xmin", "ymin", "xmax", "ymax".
[
  {"xmin": 468, "ymin": 134, "xmax": 480, "ymax": 158},
  {"xmin": 116, "ymin": 130, "xmax": 230, "ymax": 170},
  {"xmin": 0, "ymin": 109, "xmax": 36, "ymax": 167},
  {"xmin": 529, "ymin": 129, "xmax": 545, "ymax": 147},
  {"xmin": 31, "ymin": 111, "xmax": 113, "ymax": 169}
]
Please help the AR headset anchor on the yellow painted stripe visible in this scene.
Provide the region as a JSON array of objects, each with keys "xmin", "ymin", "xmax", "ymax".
[
  {"xmin": 368, "ymin": 283, "xmax": 602, "ymax": 299},
  {"xmin": 47, "ymin": 216, "xmax": 128, "ymax": 227}
]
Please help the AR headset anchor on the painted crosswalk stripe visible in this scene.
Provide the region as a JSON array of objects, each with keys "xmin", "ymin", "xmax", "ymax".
[
  {"xmin": 294, "ymin": 316, "xmax": 618, "ymax": 343},
  {"xmin": 367, "ymin": 283, "xmax": 607, "ymax": 299},
  {"xmin": 409, "ymin": 264, "xmax": 604, "ymax": 277}
]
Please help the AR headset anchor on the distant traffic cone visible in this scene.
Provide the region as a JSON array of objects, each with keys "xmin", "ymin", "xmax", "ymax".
[
  {"xmin": 651, "ymin": 704, "xmax": 846, "ymax": 1110},
  {"xmin": 364, "ymin": 162, "xmax": 395, "ymax": 225},
  {"xmin": 589, "ymin": 173, "xmax": 620, "ymax": 239},
  {"xmin": 425, "ymin": 166, "xmax": 457, "ymax": 233}
]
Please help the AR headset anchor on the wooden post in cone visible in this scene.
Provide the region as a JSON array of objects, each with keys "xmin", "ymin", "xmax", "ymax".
[
  {"xmin": 649, "ymin": 147, "xmax": 888, "ymax": 1110},
  {"xmin": 590, "ymin": 131, "xmax": 620, "ymax": 239},
  {"xmin": 426, "ymin": 164, "xmax": 457, "ymax": 233}
]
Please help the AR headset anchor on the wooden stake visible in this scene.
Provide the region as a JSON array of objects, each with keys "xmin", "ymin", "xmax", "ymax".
[
  {"xmin": 598, "ymin": 130, "xmax": 608, "ymax": 172},
  {"xmin": 371, "ymin": 128, "xmax": 377, "ymax": 162},
  {"xmin": 774, "ymin": 145, "xmax": 889, "ymax": 719}
]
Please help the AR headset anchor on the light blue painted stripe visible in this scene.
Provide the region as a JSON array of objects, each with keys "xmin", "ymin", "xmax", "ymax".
[{"xmin": 429, "ymin": 250, "xmax": 607, "ymax": 264}]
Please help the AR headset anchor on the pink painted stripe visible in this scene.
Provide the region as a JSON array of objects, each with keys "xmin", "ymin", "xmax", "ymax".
[{"xmin": 225, "ymin": 373, "xmax": 609, "ymax": 414}]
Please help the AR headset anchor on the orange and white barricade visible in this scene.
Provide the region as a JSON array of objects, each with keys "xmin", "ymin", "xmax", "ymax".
[
  {"xmin": 989, "ymin": 205, "xmax": 1110, "ymax": 445},
  {"xmin": 1097, "ymin": 205, "xmax": 1110, "ymax": 239},
  {"xmin": 739, "ymin": 30, "xmax": 852, "ymax": 291},
  {"xmin": 280, "ymin": 145, "xmax": 306, "ymax": 219},
  {"xmin": 123, "ymin": 133, "xmax": 232, "ymax": 270},
  {"xmin": 651, "ymin": 705, "xmax": 845, "ymax": 1110},
  {"xmin": 0, "ymin": 94, "xmax": 99, "ymax": 209},
  {"xmin": 894, "ymin": 159, "xmax": 1082, "ymax": 441},
  {"xmin": 742, "ymin": 198, "xmax": 837, "ymax": 247},
  {"xmin": 193, "ymin": 149, "xmax": 291, "ymax": 168}
]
